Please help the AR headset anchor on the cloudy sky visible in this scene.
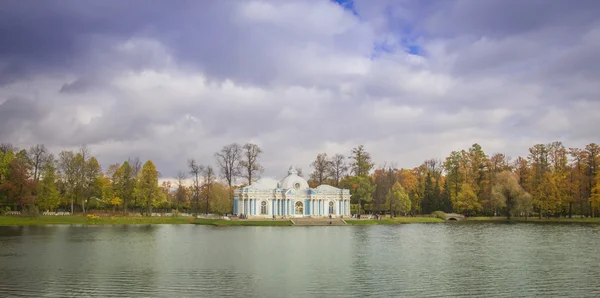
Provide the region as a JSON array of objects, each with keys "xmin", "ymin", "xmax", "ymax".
[{"xmin": 1, "ymin": 0, "xmax": 599, "ymax": 182}]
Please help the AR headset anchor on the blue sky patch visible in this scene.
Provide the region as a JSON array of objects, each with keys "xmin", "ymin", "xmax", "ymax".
[{"xmin": 331, "ymin": 0, "xmax": 358, "ymax": 16}]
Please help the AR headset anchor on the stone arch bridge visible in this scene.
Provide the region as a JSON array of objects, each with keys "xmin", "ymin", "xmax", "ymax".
[{"xmin": 445, "ymin": 213, "xmax": 465, "ymax": 221}]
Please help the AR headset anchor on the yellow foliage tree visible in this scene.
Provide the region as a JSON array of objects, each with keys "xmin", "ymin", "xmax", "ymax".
[
  {"xmin": 386, "ymin": 182, "xmax": 411, "ymax": 217},
  {"xmin": 453, "ymin": 183, "xmax": 482, "ymax": 214}
]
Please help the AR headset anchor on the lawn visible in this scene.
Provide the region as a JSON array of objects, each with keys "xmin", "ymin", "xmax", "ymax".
[
  {"xmin": 0, "ymin": 215, "xmax": 195, "ymax": 226},
  {"xmin": 465, "ymin": 216, "xmax": 600, "ymax": 223}
]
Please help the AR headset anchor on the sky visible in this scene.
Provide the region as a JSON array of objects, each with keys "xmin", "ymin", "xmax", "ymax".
[{"xmin": 1, "ymin": 0, "xmax": 599, "ymax": 183}]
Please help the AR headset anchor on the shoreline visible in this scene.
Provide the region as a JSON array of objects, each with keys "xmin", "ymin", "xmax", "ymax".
[{"xmin": 2, "ymin": 215, "xmax": 600, "ymax": 227}]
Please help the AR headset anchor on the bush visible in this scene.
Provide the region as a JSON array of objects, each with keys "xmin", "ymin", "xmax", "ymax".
[
  {"xmin": 431, "ymin": 211, "xmax": 447, "ymax": 220},
  {"xmin": 21, "ymin": 205, "xmax": 40, "ymax": 217}
]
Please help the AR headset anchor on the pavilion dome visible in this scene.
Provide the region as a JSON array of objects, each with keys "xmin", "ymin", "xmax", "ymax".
[{"xmin": 278, "ymin": 165, "xmax": 309, "ymax": 190}]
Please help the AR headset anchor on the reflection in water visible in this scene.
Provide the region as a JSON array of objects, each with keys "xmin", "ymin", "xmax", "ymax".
[{"xmin": 1, "ymin": 223, "xmax": 600, "ymax": 297}]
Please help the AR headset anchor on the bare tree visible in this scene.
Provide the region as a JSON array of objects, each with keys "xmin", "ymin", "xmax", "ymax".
[
  {"xmin": 188, "ymin": 159, "xmax": 203, "ymax": 215},
  {"xmin": 0, "ymin": 143, "xmax": 17, "ymax": 154},
  {"xmin": 175, "ymin": 171, "xmax": 187, "ymax": 212},
  {"xmin": 28, "ymin": 144, "xmax": 49, "ymax": 182},
  {"xmin": 129, "ymin": 156, "xmax": 143, "ymax": 177},
  {"xmin": 202, "ymin": 166, "xmax": 216, "ymax": 215},
  {"xmin": 215, "ymin": 143, "xmax": 242, "ymax": 197},
  {"xmin": 77, "ymin": 145, "xmax": 91, "ymax": 213},
  {"xmin": 128, "ymin": 157, "xmax": 142, "ymax": 207},
  {"xmin": 310, "ymin": 153, "xmax": 331, "ymax": 185},
  {"xmin": 328, "ymin": 154, "xmax": 348, "ymax": 187},
  {"xmin": 58, "ymin": 150, "xmax": 77, "ymax": 214},
  {"xmin": 239, "ymin": 143, "xmax": 264, "ymax": 185},
  {"xmin": 295, "ymin": 167, "xmax": 304, "ymax": 177}
]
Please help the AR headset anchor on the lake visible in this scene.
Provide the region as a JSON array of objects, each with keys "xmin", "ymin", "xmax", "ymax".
[{"xmin": 1, "ymin": 223, "xmax": 600, "ymax": 297}]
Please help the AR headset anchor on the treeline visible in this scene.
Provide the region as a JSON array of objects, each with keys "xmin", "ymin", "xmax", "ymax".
[
  {"xmin": 2, "ymin": 141, "xmax": 599, "ymax": 218},
  {"xmin": 305, "ymin": 142, "xmax": 600, "ymax": 219},
  {"xmin": 0, "ymin": 142, "xmax": 267, "ymax": 216}
]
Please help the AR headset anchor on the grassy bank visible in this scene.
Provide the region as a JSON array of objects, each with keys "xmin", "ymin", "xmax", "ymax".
[
  {"xmin": 465, "ymin": 216, "xmax": 600, "ymax": 223},
  {"xmin": 194, "ymin": 219, "xmax": 293, "ymax": 226},
  {"xmin": 0, "ymin": 215, "xmax": 195, "ymax": 226},
  {"xmin": 345, "ymin": 217, "xmax": 444, "ymax": 225}
]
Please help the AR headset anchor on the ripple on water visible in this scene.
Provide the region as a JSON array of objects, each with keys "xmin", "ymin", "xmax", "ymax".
[{"xmin": 1, "ymin": 224, "xmax": 600, "ymax": 297}]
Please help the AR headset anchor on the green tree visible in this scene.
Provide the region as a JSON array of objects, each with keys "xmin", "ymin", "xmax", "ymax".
[
  {"xmin": 387, "ymin": 182, "xmax": 410, "ymax": 217},
  {"xmin": 134, "ymin": 160, "xmax": 160, "ymax": 216},
  {"xmin": 454, "ymin": 183, "xmax": 481, "ymax": 215},
  {"xmin": 349, "ymin": 145, "xmax": 374, "ymax": 177},
  {"xmin": 342, "ymin": 175, "xmax": 375, "ymax": 215},
  {"xmin": 206, "ymin": 183, "xmax": 232, "ymax": 215},
  {"xmin": 113, "ymin": 162, "xmax": 135, "ymax": 214},
  {"xmin": 491, "ymin": 171, "xmax": 532, "ymax": 220},
  {"xmin": 37, "ymin": 157, "xmax": 61, "ymax": 212}
]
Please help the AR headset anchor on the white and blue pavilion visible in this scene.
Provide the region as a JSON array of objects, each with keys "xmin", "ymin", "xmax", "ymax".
[{"xmin": 233, "ymin": 166, "xmax": 351, "ymax": 217}]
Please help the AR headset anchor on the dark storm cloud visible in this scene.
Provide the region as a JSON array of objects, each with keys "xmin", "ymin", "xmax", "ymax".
[{"xmin": 0, "ymin": 97, "xmax": 43, "ymax": 139}]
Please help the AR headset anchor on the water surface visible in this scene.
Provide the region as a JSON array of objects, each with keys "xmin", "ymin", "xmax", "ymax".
[{"xmin": 1, "ymin": 223, "xmax": 599, "ymax": 297}]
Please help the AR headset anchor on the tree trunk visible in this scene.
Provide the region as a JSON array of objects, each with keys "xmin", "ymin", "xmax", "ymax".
[{"xmin": 568, "ymin": 202, "xmax": 572, "ymax": 218}]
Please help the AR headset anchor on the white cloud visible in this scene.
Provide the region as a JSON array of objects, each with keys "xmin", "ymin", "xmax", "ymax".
[{"xmin": 1, "ymin": 0, "xmax": 599, "ymax": 183}]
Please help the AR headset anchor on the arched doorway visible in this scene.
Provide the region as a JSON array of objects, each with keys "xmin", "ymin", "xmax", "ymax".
[
  {"xmin": 260, "ymin": 201, "xmax": 267, "ymax": 215},
  {"xmin": 295, "ymin": 201, "xmax": 303, "ymax": 215},
  {"xmin": 328, "ymin": 201, "xmax": 334, "ymax": 214}
]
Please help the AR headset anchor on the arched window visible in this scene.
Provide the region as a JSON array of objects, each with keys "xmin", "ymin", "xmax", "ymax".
[
  {"xmin": 295, "ymin": 201, "xmax": 303, "ymax": 214},
  {"xmin": 329, "ymin": 201, "xmax": 334, "ymax": 214},
  {"xmin": 260, "ymin": 201, "xmax": 267, "ymax": 215}
]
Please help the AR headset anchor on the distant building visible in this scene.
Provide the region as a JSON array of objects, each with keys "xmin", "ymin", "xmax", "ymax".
[{"xmin": 233, "ymin": 166, "xmax": 351, "ymax": 217}]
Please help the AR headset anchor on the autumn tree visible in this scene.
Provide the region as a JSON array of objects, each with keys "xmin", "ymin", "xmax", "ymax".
[
  {"xmin": 444, "ymin": 151, "xmax": 463, "ymax": 204},
  {"xmin": 454, "ymin": 183, "xmax": 481, "ymax": 215},
  {"xmin": 309, "ymin": 153, "xmax": 331, "ymax": 186},
  {"xmin": 1, "ymin": 153, "xmax": 35, "ymax": 209},
  {"xmin": 584, "ymin": 143, "xmax": 600, "ymax": 216},
  {"xmin": 342, "ymin": 175, "xmax": 375, "ymax": 215},
  {"xmin": 113, "ymin": 161, "xmax": 135, "ymax": 214},
  {"xmin": 37, "ymin": 155, "xmax": 60, "ymax": 212},
  {"xmin": 569, "ymin": 148, "xmax": 586, "ymax": 217},
  {"xmin": 534, "ymin": 172, "xmax": 561, "ymax": 218},
  {"xmin": 239, "ymin": 143, "xmax": 264, "ymax": 185},
  {"xmin": 206, "ymin": 183, "xmax": 231, "ymax": 215},
  {"xmin": 387, "ymin": 182, "xmax": 410, "ymax": 217},
  {"xmin": 349, "ymin": 145, "xmax": 374, "ymax": 177},
  {"xmin": 491, "ymin": 171, "xmax": 532, "ymax": 220},
  {"xmin": 134, "ymin": 160, "xmax": 160, "ymax": 216}
]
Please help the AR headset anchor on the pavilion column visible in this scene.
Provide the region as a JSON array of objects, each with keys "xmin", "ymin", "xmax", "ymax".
[{"xmin": 346, "ymin": 200, "xmax": 349, "ymax": 215}]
